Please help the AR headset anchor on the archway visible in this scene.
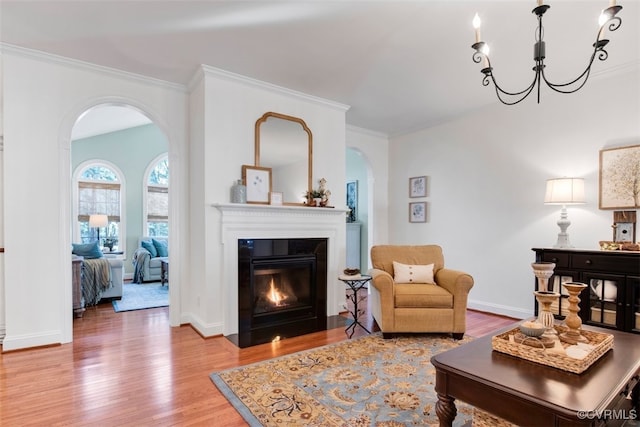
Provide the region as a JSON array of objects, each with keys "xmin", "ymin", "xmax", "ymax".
[{"xmin": 66, "ymin": 101, "xmax": 173, "ymax": 339}]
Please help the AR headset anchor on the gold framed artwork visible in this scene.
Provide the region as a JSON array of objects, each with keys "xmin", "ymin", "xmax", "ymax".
[
  {"xmin": 599, "ymin": 144, "xmax": 640, "ymax": 209},
  {"xmin": 409, "ymin": 176, "xmax": 427, "ymax": 198},
  {"xmin": 409, "ymin": 202, "xmax": 427, "ymax": 223},
  {"xmin": 242, "ymin": 165, "xmax": 272, "ymax": 204}
]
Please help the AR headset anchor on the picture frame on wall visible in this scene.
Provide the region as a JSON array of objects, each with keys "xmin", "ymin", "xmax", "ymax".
[
  {"xmin": 242, "ymin": 165, "xmax": 272, "ymax": 204},
  {"xmin": 599, "ymin": 144, "xmax": 640, "ymax": 209},
  {"xmin": 346, "ymin": 180, "xmax": 358, "ymax": 222},
  {"xmin": 409, "ymin": 176, "xmax": 427, "ymax": 198},
  {"xmin": 409, "ymin": 202, "xmax": 427, "ymax": 223}
]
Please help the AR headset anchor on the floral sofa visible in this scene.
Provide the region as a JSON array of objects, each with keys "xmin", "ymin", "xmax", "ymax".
[{"xmin": 132, "ymin": 236, "xmax": 168, "ymax": 283}]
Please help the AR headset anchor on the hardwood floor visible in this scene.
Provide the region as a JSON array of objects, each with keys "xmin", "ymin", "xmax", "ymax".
[{"xmin": 0, "ymin": 293, "xmax": 517, "ymax": 426}]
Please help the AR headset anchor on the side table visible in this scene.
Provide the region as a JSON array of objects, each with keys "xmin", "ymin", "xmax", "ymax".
[
  {"xmin": 338, "ymin": 274, "xmax": 372, "ymax": 338},
  {"xmin": 161, "ymin": 259, "xmax": 169, "ymax": 286}
]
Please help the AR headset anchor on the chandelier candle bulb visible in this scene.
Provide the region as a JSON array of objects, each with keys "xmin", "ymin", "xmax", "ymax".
[{"xmin": 473, "ymin": 13, "xmax": 481, "ymax": 43}]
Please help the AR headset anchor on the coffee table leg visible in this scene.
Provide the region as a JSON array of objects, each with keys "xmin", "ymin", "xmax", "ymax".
[{"xmin": 435, "ymin": 392, "xmax": 456, "ymax": 427}]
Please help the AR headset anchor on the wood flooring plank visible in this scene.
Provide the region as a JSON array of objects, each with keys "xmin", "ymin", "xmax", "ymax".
[{"xmin": 0, "ymin": 292, "xmax": 517, "ymax": 426}]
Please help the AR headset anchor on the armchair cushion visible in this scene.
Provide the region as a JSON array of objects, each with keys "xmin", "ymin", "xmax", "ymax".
[
  {"xmin": 394, "ymin": 283, "xmax": 453, "ymax": 308},
  {"xmin": 392, "ymin": 261, "xmax": 434, "ymax": 284}
]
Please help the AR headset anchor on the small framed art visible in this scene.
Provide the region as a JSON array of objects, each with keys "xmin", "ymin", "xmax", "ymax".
[
  {"xmin": 270, "ymin": 191, "xmax": 283, "ymax": 206},
  {"xmin": 409, "ymin": 202, "xmax": 427, "ymax": 223},
  {"xmin": 346, "ymin": 180, "xmax": 358, "ymax": 222},
  {"xmin": 242, "ymin": 165, "xmax": 272, "ymax": 204},
  {"xmin": 409, "ymin": 176, "xmax": 427, "ymax": 198}
]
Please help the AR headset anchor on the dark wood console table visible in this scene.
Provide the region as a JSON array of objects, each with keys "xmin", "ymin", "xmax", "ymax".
[
  {"xmin": 432, "ymin": 321, "xmax": 640, "ymax": 426},
  {"xmin": 532, "ymin": 248, "xmax": 640, "ymax": 334}
]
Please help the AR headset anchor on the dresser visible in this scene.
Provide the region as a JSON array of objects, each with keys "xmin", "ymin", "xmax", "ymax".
[{"xmin": 532, "ymin": 248, "xmax": 640, "ymax": 333}]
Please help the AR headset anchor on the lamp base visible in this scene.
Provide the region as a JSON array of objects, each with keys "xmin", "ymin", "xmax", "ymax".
[
  {"xmin": 553, "ymin": 233, "xmax": 573, "ymax": 249},
  {"xmin": 553, "ymin": 206, "xmax": 573, "ymax": 248}
]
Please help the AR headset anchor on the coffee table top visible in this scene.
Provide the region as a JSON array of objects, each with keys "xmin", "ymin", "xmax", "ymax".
[{"xmin": 432, "ymin": 321, "xmax": 640, "ymax": 422}]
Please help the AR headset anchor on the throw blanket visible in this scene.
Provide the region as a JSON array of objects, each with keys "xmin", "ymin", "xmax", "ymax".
[
  {"xmin": 82, "ymin": 258, "xmax": 112, "ymax": 306},
  {"xmin": 132, "ymin": 248, "xmax": 151, "ymax": 283}
]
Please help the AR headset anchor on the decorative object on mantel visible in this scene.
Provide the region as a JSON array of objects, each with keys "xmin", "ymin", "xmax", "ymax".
[
  {"xmin": 242, "ymin": 164, "xmax": 272, "ymax": 204},
  {"xmin": 544, "ymin": 177, "xmax": 585, "ymax": 248},
  {"xmin": 471, "ymin": 2, "xmax": 623, "ymax": 105},
  {"xmin": 230, "ymin": 179, "xmax": 247, "ymax": 204},
  {"xmin": 599, "ymin": 144, "xmax": 640, "ymax": 209},
  {"xmin": 305, "ymin": 178, "xmax": 331, "ymax": 207}
]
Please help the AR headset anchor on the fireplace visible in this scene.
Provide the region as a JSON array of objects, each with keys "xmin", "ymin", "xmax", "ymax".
[{"xmin": 234, "ymin": 238, "xmax": 328, "ymax": 347}]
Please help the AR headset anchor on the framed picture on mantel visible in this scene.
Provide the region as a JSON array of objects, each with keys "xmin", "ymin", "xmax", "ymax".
[{"xmin": 242, "ymin": 165, "xmax": 272, "ymax": 204}]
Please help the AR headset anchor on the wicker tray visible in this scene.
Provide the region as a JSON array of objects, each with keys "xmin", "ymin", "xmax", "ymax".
[{"xmin": 492, "ymin": 325, "xmax": 614, "ymax": 374}]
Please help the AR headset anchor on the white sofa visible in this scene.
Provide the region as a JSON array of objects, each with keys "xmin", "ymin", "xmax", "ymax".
[
  {"xmin": 133, "ymin": 236, "xmax": 168, "ymax": 282},
  {"xmin": 101, "ymin": 255, "xmax": 124, "ymax": 299}
]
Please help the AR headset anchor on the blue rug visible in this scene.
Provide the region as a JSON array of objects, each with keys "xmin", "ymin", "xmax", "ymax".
[
  {"xmin": 210, "ymin": 333, "xmax": 474, "ymax": 426},
  {"xmin": 112, "ymin": 283, "xmax": 169, "ymax": 312}
]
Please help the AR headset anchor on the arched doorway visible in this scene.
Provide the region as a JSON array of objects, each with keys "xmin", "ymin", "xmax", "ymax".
[{"xmin": 70, "ymin": 103, "xmax": 170, "ymax": 320}]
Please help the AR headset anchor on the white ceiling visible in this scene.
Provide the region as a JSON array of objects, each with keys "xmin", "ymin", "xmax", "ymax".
[{"xmin": 2, "ymin": 1, "xmax": 639, "ymax": 137}]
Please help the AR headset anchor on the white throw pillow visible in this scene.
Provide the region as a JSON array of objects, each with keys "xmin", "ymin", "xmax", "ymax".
[{"xmin": 393, "ymin": 261, "xmax": 435, "ymax": 284}]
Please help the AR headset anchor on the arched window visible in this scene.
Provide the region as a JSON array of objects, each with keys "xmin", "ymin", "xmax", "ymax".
[
  {"xmin": 74, "ymin": 162, "xmax": 124, "ymax": 251},
  {"xmin": 145, "ymin": 155, "xmax": 169, "ymax": 236}
]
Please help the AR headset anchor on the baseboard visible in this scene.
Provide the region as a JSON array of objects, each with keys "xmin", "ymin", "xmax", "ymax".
[
  {"xmin": 180, "ymin": 312, "xmax": 224, "ymax": 337},
  {"xmin": 1, "ymin": 329, "xmax": 64, "ymax": 352},
  {"xmin": 467, "ymin": 299, "xmax": 531, "ymax": 320}
]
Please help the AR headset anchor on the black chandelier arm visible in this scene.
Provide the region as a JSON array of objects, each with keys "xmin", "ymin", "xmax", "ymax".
[
  {"xmin": 489, "ymin": 70, "xmax": 539, "ymax": 105},
  {"xmin": 540, "ymin": 33, "xmax": 610, "ymax": 94}
]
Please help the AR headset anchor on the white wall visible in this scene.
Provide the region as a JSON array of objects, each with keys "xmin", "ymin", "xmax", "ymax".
[
  {"xmin": 389, "ymin": 68, "xmax": 640, "ymax": 318},
  {"xmin": 1, "ymin": 46, "xmax": 189, "ymax": 350},
  {"xmin": 183, "ymin": 66, "xmax": 349, "ymax": 336}
]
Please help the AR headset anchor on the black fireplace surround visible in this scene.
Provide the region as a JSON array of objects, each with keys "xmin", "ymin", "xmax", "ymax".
[{"xmin": 233, "ymin": 238, "xmax": 328, "ymax": 348}]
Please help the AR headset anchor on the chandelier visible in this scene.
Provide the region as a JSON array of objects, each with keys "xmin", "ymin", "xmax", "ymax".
[{"xmin": 471, "ymin": 1, "xmax": 623, "ymax": 105}]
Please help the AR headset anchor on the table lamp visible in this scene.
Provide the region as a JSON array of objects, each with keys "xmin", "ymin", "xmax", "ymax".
[
  {"xmin": 544, "ymin": 178, "xmax": 585, "ymax": 248},
  {"xmin": 89, "ymin": 214, "xmax": 108, "ymax": 245}
]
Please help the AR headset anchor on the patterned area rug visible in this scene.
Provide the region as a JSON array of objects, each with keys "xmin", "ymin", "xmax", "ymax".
[
  {"xmin": 112, "ymin": 283, "xmax": 168, "ymax": 312},
  {"xmin": 210, "ymin": 333, "xmax": 474, "ymax": 426}
]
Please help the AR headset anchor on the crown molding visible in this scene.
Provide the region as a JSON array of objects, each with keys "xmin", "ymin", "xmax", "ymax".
[
  {"xmin": 346, "ymin": 124, "xmax": 388, "ymax": 139},
  {"xmin": 0, "ymin": 43, "xmax": 187, "ymax": 93},
  {"xmin": 199, "ymin": 65, "xmax": 350, "ymax": 112}
]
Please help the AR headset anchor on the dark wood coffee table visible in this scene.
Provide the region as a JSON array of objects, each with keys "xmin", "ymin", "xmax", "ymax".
[{"xmin": 431, "ymin": 322, "xmax": 640, "ymax": 426}]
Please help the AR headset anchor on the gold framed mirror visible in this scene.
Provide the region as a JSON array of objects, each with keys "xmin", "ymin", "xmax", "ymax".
[{"xmin": 255, "ymin": 112, "xmax": 312, "ymax": 205}]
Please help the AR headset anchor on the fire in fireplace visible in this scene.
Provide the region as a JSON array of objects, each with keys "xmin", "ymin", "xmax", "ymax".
[{"xmin": 234, "ymin": 238, "xmax": 328, "ymax": 348}]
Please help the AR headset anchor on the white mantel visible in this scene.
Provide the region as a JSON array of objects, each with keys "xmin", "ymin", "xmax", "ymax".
[{"xmin": 213, "ymin": 203, "xmax": 349, "ymax": 336}]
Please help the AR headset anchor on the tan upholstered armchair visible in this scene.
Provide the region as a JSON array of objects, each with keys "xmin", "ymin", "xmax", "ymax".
[{"xmin": 369, "ymin": 245, "xmax": 474, "ymax": 339}]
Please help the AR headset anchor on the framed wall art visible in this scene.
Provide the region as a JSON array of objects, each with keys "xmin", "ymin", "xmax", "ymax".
[
  {"xmin": 346, "ymin": 180, "xmax": 358, "ymax": 222},
  {"xmin": 242, "ymin": 165, "xmax": 272, "ymax": 204},
  {"xmin": 409, "ymin": 176, "xmax": 427, "ymax": 198},
  {"xmin": 599, "ymin": 144, "xmax": 640, "ymax": 209},
  {"xmin": 409, "ymin": 202, "xmax": 427, "ymax": 223}
]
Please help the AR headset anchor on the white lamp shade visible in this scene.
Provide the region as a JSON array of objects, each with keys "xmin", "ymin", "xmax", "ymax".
[
  {"xmin": 544, "ymin": 178, "xmax": 585, "ymax": 205},
  {"xmin": 89, "ymin": 214, "xmax": 108, "ymax": 228}
]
